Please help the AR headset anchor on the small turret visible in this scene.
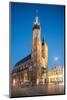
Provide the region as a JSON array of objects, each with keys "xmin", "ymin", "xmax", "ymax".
[
  {"xmin": 42, "ymin": 36, "xmax": 45, "ymax": 45},
  {"xmin": 42, "ymin": 36, "xmax": 45, "ymax": 58}
]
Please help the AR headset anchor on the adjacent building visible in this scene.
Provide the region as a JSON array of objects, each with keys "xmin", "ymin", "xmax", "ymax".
[{"xmin": 48, "ymin": 66, "xmax": 64, "ymax": 83}]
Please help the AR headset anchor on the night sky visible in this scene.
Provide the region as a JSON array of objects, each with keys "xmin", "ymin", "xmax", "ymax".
[{"xmin": 10, "ymin": 2, "xmax": 65, "ymax": 69}]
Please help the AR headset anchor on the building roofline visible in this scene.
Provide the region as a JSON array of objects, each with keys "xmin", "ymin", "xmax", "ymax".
[{"xmin": 15, "ymin": 54, "xmax": 31, "ymax": 67}]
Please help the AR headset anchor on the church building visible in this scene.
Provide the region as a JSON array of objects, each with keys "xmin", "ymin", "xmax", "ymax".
[{"xmin": 12, "ymin": 16, "xmax": 48, "ymax": 86}]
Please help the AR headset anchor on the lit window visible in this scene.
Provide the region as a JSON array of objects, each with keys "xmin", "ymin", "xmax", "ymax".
[{"xmin": 13, "ymin": 79, "xmax": 16, "ymax": 86}]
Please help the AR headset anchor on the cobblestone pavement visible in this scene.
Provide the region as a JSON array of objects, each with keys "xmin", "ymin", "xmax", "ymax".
[{"xmin": 11, "ymin": 83, "xmax": 64, "ymax": 97}]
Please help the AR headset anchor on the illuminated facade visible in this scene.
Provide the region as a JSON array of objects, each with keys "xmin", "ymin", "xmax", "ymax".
[
  {"xmin": 12, "ymin": 16, "xmax": 48, "ymax": 86},
  {"xmin": 12, "ymin": 16, "xmax": 64, "ymax": 87},
  {"xmin": 48, "ymin": 66, "xmax": 64, "ymax": 83}
]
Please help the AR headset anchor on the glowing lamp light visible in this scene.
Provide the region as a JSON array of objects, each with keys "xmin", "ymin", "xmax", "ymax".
[{"xmin": 13, "ymin": 79, "xmax": 16, "ymax": 86}]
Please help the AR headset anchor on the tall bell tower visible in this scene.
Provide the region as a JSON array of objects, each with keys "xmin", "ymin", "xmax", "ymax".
[{"xmin": 32, "ymin": 16, "xmax": 42, "ymax": 84}]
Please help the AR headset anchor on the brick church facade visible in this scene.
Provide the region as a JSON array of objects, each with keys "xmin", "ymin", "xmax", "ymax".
[{"xmin": 12, "ymin": 16, "xmax": 48, "ymax": 86}]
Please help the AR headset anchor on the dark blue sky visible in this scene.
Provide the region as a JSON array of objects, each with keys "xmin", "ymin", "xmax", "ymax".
[{"xmin": 10, "ymin": 2, "xmax": 65, "ymax": 69}]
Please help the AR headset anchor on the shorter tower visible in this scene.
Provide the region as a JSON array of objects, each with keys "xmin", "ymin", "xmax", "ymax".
[
  {"xmin": 41, "ymin": 37, "xmax": 48, "ymax": 83},
  {"xmin": 42, "ymin": 37, "xmax": 48, "ymax": 68}
]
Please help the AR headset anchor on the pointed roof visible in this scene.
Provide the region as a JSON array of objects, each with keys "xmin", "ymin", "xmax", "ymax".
[
  {"xmin": 33, "ymin": 16, "xmax": 40, "ymax": 30},
  {"xmin": 42, "ymin": 36, "xmax": 45, "ymax": 45},
  {"xmin": 35, "ymin": 16, "xmax": 38, "ymax": 24}
]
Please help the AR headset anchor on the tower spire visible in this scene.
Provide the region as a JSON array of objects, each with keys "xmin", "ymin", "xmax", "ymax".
[
  {"xmin": 33, "ymin": 12, "xmax": 40, "ymax": 30},
  {"xmin": 35, "ymin": 9, "xmax": 39, "ymax": 24},
  {"xmin": 35, "ymin": 16, "xmax": 38, "ymax": 24}
]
